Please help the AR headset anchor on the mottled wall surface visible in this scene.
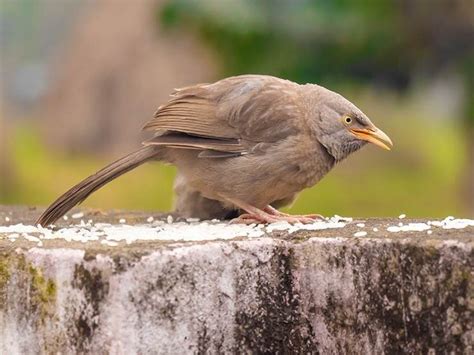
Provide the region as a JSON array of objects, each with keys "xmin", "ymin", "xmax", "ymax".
[{"xmin": 0, "ymin": 210, "xmax": 473, "ymax": 353}]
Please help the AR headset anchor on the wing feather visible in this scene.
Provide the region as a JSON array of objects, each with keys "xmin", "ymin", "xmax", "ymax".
[
  {"xmin": 143, "ymin": 87, "xmax": 238, "ymax": 139},
  {"xmin": 142, "ymin": 75, "xmax": 307, "ymax": 157},
  {"xmin": 143, "ymin": 133, "xmax": 247, "ymax": 155}
]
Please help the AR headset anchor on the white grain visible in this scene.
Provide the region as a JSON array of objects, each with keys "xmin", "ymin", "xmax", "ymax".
[{"xmin": 387, "ymin": 223, "xmax": 431, "ymax": 232}]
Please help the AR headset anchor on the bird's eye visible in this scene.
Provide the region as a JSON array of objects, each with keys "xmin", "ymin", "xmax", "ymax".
[{"xmin": 344, "ymin": 116, "xmax": 352, "ymax": 124}]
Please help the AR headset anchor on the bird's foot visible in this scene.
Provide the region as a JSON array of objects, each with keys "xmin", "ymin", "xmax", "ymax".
[
  {"xmin": 230, "ymin": 212, "xmax": 318, "ymax": 225},
  {"xmin": 230, "ymin": 206, "xmax": 323, "ymax": 225},
  {"xmin": 263, "ymin": 205, "xmax": 324, "ymax": 222},
  {"xmin": 230, "ymin": 213, "xmax": 268, "ymax": 225},
  {"xmin": 226, "ymin": 198, "xmax": 323, "ymax": 225}
]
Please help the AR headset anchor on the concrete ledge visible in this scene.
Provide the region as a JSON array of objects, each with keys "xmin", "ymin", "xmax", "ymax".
[{"xmin": 0, "ymin": 206, "xmax": 473, "ymax": 353}]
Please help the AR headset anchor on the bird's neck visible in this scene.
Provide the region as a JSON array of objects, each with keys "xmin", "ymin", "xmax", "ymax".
[{"xmin": 318, "ymin": 135, "xmax": 366, "ymax": 163}]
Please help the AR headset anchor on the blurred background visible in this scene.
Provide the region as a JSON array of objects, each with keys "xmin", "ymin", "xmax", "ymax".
[{"xmin": 0, "ymin": 0, "xmax": 473, "ymax": 218}]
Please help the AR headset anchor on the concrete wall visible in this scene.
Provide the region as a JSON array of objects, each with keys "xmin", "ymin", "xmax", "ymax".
[{"xmin": 0, "ymin": 207, "xmax": 473, "ymax": 354}]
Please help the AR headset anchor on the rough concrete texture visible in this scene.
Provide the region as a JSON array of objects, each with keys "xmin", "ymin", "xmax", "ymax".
[{"xmin": 0, "ymin": 206, "xmax": 473, "ymax": 354}]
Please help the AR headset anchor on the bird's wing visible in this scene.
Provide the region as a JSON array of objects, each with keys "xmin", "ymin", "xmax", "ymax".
[
  {"xmin": 143, "ymin": 133, "xmax": 243, "ymax": 153},
  {"xmin": 142, "ymin": 75, "xmax": 306, "ymax": 156}
]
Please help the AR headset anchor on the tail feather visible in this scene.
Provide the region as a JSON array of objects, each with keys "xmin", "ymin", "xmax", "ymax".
[{"xmin": 36, "ymin": 146, "xmax": 160, "ymax": 227}]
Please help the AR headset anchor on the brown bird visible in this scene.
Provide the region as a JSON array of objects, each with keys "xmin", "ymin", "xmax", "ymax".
[{"xmin": 36, "ymin": 75, "xmax": 393, "ymax": 226}]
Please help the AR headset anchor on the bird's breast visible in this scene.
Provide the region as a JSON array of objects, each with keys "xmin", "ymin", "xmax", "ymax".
[
  {"xmin": 278, "ymin": 137, "xmax": 336, "ymax": 188},
  {"xmin": 168, "ymin": 136, "xmax": 335, "ymax": 208}
]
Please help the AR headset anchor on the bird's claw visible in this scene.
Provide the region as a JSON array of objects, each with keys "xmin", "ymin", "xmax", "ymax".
[
  {"xmin": 230, "ymin": 213, "xmax": 322, "ymax": 225},
  {"xmin": 226, "ymin": 199, "xmax": 324, "ymax": 225}
]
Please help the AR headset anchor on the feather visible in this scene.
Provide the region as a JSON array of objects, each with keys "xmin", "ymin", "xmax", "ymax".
[
  {"xmin": 36, "ymin": 146, "xmax": 160, "ymax": 226},
  {"xmin": 142, "ymin": 75, "xmax": 306, "ymax": 145},
  {"xmin": 143, "ymin": 133, "xmax": 247, "ymax": 154},
  {"xmin": 198, "ymin": 150, "xmax": 243, "ymax": 159}
]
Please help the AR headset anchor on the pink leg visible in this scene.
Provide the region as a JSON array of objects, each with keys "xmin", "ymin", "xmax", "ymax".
[
  {"xmin": 264, "ymin": 205, "xmax": 324, "ymax": 221},
  {"xmin": 227, "ymin": 199, "xmax": 321, "ymax": 225},
  {"xmin": 228, "ymin": 201, "xmax": 281, "ymax": 224}
]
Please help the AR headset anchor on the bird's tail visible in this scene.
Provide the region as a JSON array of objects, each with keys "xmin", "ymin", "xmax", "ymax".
[{"xmin": 36, "ymin": 146, "xmax": 160, "ymax": 227}]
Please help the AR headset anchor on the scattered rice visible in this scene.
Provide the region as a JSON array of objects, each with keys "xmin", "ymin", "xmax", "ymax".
[
  {"xmin": 387, "ymin": 223, "xmax": 431, "ymax": 232},
  {"xmin": 1, "ymin": 215, "xmax": 472, "ymax": 247}
]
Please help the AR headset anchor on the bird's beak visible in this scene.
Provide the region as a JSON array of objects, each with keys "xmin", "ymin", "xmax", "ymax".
[{"xmin": 350, "ymin": 126, "xmax": 393, "ymax": 150}]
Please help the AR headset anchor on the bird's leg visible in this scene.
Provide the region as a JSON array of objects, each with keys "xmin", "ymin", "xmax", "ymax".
[
  {"xmin": 263, "ymin": 205, "xmax": 324, "ymax": 221},
  {"xmin": 227, "ymin": 198, "xmax": 317, "ymax": 225},
  {"xmin": 231, "ymin": 213, "xmax": 269, "ymax": 225},
  {"xmin": 227, "ymin": 200, "xmax": 281, "ymax": 224}
]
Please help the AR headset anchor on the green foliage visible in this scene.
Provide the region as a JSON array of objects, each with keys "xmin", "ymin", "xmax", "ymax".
[
  {"xmin": 160, "ymin": 0, "xmax": 472, "ymax": 90},
  {"xmin": 463, "ymin": 55, "xmax": 474, "ymax": 125}
]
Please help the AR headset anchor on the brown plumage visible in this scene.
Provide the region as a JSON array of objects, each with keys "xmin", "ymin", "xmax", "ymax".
[{"xmin": 37, "ymin": 75, "xmax": 392, "ymax": 226}]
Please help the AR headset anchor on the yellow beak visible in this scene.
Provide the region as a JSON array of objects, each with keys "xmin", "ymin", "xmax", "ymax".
[{"xmin": 350, "ymin": 127, "xmax": 393, "ymax": 150}]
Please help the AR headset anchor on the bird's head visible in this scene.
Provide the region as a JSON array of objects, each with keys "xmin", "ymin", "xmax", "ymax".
[{"xmin": 309, "ymin": 85, "xmax": 393, "ymax": 162}]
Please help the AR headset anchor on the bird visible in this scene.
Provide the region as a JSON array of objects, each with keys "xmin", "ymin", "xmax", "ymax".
[{"xmin": 36, "ymin": 74, "xmax": 393, "ymax": 227}]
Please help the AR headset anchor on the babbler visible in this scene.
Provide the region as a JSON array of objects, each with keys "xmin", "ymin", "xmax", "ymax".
[{"xmin": 37, "ymin": 75, "xmax": 393, "ymax": 226}]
